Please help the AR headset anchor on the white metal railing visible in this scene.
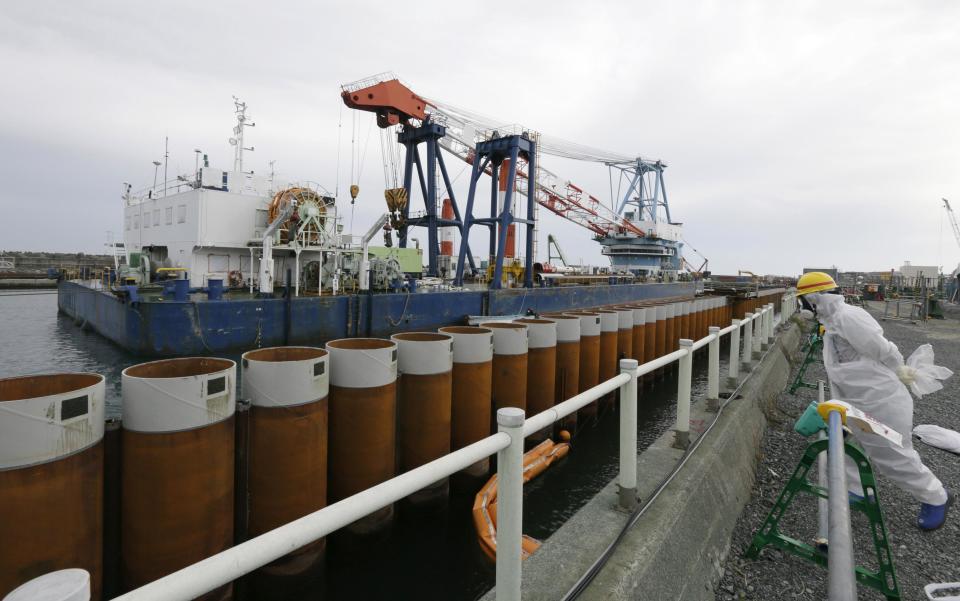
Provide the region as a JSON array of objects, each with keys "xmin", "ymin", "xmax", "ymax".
[{"xmin": 106, "ymin": 295, "xmax": 795, "ymax": 601}]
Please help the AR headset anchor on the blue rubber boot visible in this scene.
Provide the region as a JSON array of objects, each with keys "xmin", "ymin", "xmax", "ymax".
[{"xmin": 918, "ymin": 489, "xmax": 954, "ymax": 531}]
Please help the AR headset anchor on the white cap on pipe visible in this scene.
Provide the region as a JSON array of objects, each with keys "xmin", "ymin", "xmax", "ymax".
[
  {"xmin": 440, "ymin": 326, "xmax": 494, "ymax": 364},
  {"xmin": 567, "ymin": 312, "xmax": 601, "ymax": 337},
  {"xmin": 242, "ymin": 347, "xmax": 329, "ymax": 408},
  {"xmin": 514, "ymin": 319, "xmax": 557, "ymax": 349},
  {"xmin": 123, "ymin": 358, "xmax": 236, "ymax": 433},
  {"xmin": 544, "ymin": 316, "xmax": 580, "ymax": 343},
  {"xmin": 487, "ymin": 322, "xmax": 529, "ymax": 356},
  {"xmin": 391, "ymin": 333, "xmax": 454, "ymax": 375},
  {"xmin": 0, "ymin": 374, "xmax": 105, "ymax": 469},
  {"xmin": 326, "ymin": 338, "xmax": 397, "ymax": 388},
  {"xmin": 598, "ymin": 310, "xmax": 618, "ymax": 333}
]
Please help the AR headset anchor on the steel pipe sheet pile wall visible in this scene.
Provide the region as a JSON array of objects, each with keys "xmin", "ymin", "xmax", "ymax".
[
  {"xmin": 613, "ymin": 307, "xmax": 633, "ymax": 363},
  {"xmin": 88, "ymin": 303, "xmax": 787, "ymax": 601},
  {"xmin": 514, "ymin": 318, "xmax": 557, "ymax": 444},
  {"xmin": 241, "ymin": 347, "xmax": 329, "ymax": 588},
  {"xmin": 392, "ymin": 332, "xmax": 454, "ymax": 506},
  {"xmin": 567, "ymin": 311, "xmax": 601, "ymax": 422},
  {"xmin": 487, "ymin": 322, "xmax": 529, "ymax": 414},
  {"xmin": 121, "ymin": 358, "xmax": 236, "ymax": 601},
  {"xmin": 326, "ymin": 338, "xmax": 398, "ymax": 535},
  {"xmin": 440, "ymin": 326, "xmax": 494, "ymax": 482},
  {"xmin": 0, "ymin": 374, "xmax": 106, "ymax": 600}
]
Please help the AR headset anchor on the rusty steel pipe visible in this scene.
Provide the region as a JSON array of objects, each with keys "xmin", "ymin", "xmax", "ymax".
[
  {"xmin": 241, "ymin": 346, "xmax": 329, "ymax": 591},
  {"xmin": 613, "ymin": 307, "xmax": 633, "ymax": 362},
  {"xmin": 514, "ymin": 318, "xmax": 557, "ymax": 444},
  {"xmin": 440, "ymin": 326, "xmax": 494, "ymax": 483},
  {"xmin": 0, "ymin": 374, "xmax": 106, "ymax": 600},
  {"xmin": 654, "ymin": 304, "xmax": 667, "ymax": 360},
  {"xmin": 121, "ymin": 358, "xmax": 236, "ymax": 601},
  {"xmin": 629, "ymin": 307, "xmax": 647, "ymax": 364},
  {"xmin": 392, "ymin": 332, "xmax": 454, "ymax": 506},
  {"xmin": 567, "ymin": 311, "xmax": 600, "ymax": 422},
  {"xmin": 487, "ymin": 322, "xmax": 529, "ymax": 415},
  {"xmin": 326, "ymin": 338, "xmax": 397, "ymax": 535},
  {"xmin": 543, "ymin": 314, "xmax": 580, "ymax": 434},
  {"xmin": 597, "ymin": 309, "xmax": 619, "ymax": 406}
]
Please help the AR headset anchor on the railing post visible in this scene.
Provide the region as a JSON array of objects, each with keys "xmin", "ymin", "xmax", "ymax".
[
  {"xmin": 706, "ymin": 326, "xmax": 720, "ymax": 411},
  {"xmin": 766, "ymin": 304, "xmax": 774, "ymax": 343},
  {"xmin": 826, "ymin": 407, "xmax": 857, "ymax": 600},
  {"xmin": 618, "ymin": 358, "xmax": 639, "ymax": 510},
  {"xmin": 726, "ymin": 319, "xmax": 741, "ymax": 390},
  {"xmin": 760, "ymin": 305, "xmax": 771, "ymax": 350},
  {"xmin": 496, "ymin": 407, "xmax": 525, "ymax": 601},
  {"xmin": 674, "ymin": 339, "xmax": 693, "ymax": 449},
  {"xmin": 741, "ymin": 312, "xmax": 754, "ymax": 369},
  {"xmin": 816, "ymin": 381, "xmax": 828, "ymax": 547},
  {"xmin": 752, "ymin": 311, "xmax": 762, "ymax": 358}
]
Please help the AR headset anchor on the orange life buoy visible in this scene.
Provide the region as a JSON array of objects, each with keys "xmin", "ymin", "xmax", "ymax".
[{"xmin": 472, "ymin": 439, "xmax": 570, "ymax": 561}]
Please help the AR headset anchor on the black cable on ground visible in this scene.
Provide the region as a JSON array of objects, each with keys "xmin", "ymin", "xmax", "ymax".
[{"xmin": 561, "ymin": 325, "xmax": 789, "ymax": 601}]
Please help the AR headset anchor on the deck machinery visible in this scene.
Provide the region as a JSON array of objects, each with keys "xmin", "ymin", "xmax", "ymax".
[{"xmin": 341, "ymin": 73, "xmax": 691, "ymax": 287}]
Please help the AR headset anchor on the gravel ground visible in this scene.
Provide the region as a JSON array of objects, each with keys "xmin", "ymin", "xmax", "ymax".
[{"xmin": 715, "ymin": 300, "xmax": 960, "ymax": 601}]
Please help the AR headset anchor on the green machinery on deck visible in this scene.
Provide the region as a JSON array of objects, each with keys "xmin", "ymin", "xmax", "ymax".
[{"xmin": 368, "ymin": 246, "xmax": 423, "ymax": 276}]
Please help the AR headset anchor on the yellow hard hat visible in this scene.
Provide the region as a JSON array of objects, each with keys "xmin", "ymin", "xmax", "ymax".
[{"xmin": 797, "ymin": 271, "xmax": 838, "ymax": 296}]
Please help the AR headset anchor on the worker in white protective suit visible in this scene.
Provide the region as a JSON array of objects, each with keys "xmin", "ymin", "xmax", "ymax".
[{"xmin": 796, "ymin": 272, "xmax": 953, "ymax": 530}]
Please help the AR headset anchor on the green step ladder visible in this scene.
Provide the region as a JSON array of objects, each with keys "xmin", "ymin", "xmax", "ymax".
[
  {"xmin": 744, "ymin": 436, "xmax": 901, "ymax": 600},
  {"xmin": 789, "ymin": 328, "xmax": 823, "ymax": 394}
]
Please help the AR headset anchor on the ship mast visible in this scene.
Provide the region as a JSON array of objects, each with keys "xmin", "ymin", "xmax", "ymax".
[{"xmin": 230, "ymin": 96, "xmax": 255, "ymax": 173}]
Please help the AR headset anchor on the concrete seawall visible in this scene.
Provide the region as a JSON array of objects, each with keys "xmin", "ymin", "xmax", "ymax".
[{"xmin": 484, "ymin": 320, "xmax": 803, "ymax": 601}]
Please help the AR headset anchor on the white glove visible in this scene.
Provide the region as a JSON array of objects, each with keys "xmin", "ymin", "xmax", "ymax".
[{"xmin": 896, "ymin": 365, "xmax": 917, "ymax": 386}]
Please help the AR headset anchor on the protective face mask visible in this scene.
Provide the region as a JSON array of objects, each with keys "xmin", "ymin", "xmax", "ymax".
[{"xmin": 805, "ymin": 292, "xmax": 822, "ymax": 305}]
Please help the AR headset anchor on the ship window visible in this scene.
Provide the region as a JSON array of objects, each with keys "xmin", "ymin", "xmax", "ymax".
[
  {"xmin": 177, "ymin": 204, "xmax": 186, "ymax": 223},
  {"xmin": 60, "ymin": 395, "xmax": 88, "ymax": 421},
  {"xmin": 208, "ymin": 254, "xmax": 229, "ymax": 272},
  {"xmin": 143, "ymin": 214, "xmax": 149, "ymax": 228},
  {"xmin": 153, "ymin": 209, "xmax": 160, "ymax": 226},
  {"xmin": 206, "ymin": 376, "xmax": 226, "ymax": 396},
  {"xmin": 165, "ymin": 207, "xmax": 173, "ymax": 225},
  {"xmin": 125, "ymin": 216, "xmax": 130, "ymax": 231},
  {"xmin": 134, "ymin": 215, "xmax": 140, "ymax": 229},
  {"xmin": 240, "ymin": 255, "xmax": 251, "ymax": 273}
]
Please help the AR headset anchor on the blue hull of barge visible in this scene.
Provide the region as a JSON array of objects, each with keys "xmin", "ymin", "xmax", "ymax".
[{"xmin": 57, "ymin": 280, "xmax": 695, "ymax": 356}]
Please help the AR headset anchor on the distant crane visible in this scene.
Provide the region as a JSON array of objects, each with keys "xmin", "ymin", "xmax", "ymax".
[
  {"xmin": 340, "ymin": 74, "xmax": 691, "ymax": 285},
  {"xmin": 944, "ymin": 198, "xmax": 960, "ymax": 303},
  {"xmin": 943, "ymin": 198, "xmax": 960, "ymax": 252}
]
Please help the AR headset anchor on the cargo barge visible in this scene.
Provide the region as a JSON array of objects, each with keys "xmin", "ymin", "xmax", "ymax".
[{"xmin": 56, "ymin": 86, "xmax": 708, "ymax": 356}]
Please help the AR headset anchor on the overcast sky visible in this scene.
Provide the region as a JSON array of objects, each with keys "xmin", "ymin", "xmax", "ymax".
[{"xmin": 1, "ymin": 0, "xmax": 958, "ymax": 276}]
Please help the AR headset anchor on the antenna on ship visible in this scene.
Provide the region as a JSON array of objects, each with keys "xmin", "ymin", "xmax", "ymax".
[{"xmin": 230, "ymin": 96, "xmax": 255, "ymax": 173}]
